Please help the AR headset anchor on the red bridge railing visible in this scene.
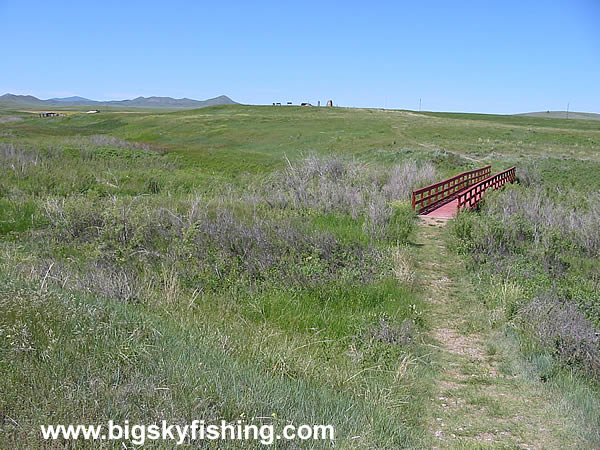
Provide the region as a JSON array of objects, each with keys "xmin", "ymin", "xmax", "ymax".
[
  {"xmin": 412, "ymin": 166, "xmax": 491, "ymax": 214},
  {"xmin": 457, "ymin": 166, "xmax": 516, "ymax": 210}
]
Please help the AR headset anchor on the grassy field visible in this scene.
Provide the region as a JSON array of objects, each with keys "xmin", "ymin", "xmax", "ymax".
[{"xmin": 0, "ymin": 105, "xmax": 599, "ymax": 448}]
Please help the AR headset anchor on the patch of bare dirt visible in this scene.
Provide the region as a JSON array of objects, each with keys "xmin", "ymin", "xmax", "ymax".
[
  {"xmin": 433, "ymin": 327, "xmax": 484, "ymax": 358},
  {"xmin": 418, "ymin": 216, "xmax": 450, "ymax": 226}
]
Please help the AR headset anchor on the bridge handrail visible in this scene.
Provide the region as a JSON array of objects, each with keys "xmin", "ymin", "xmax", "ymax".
[
  {"xmin": 412, "ymin": 165, "xmax": 491, "ymax": 214},
  {"xmin": 457, "ymin": 166, "xmax": 516, "ymax": 209}
]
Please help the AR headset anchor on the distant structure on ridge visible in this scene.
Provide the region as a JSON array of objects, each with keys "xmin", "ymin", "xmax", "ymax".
[
  {"xmin": 326, "ymin": 99, "xmax": 333, "ymax": 107},
  {"xmin": 39, "ymin": 112, "xmax": 64, "ymax": 117}
]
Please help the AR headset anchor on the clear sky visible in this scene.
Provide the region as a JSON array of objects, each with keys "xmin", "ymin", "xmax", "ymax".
[{"xmin": 1, "ymin": 0, "xmax": 598, "ymax": 113}]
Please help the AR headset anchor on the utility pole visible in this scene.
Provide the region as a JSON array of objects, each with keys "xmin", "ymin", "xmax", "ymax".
[
  {"xmin": 566, "ymin": 102, "xmax": 570, "ymax": 119},
  {"xmin": 419, "ymin": 98, "xmax": 422, "ymax": 112}
]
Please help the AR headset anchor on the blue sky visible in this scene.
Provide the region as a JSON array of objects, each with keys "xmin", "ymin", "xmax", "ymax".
[{"xmin": 1, "ymin": 0, "xmax": 598, "ymax": 113}]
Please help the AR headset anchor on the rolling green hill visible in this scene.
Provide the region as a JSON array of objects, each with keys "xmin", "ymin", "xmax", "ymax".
[
  {"xmin": 1, "ymin": 104, "xmax": 599, "ymax": 448},
  {"xmin": 517, "ymin": 110, "xmax": 600, "ymax": 121}
]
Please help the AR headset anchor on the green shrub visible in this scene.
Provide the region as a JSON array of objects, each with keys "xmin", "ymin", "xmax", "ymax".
[
  {"xmin": 0, "ymin": 199, "xmax": 39, "ymax": 234},
  {"xmin": 386, "ymin": 201, "xmax": 415, "ymax": 244}
]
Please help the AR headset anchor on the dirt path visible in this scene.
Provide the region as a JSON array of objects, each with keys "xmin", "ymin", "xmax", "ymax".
[{"xmin": 415, "ymin": 219, "xmax": 583, "ymax": 448}]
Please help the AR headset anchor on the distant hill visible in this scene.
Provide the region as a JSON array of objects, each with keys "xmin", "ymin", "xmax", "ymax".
[
  {"xmin": 105, "ymin": 95, "xmax": 237, "ymax": 108},
  {"xmin": 0, "ymin": 93, "xmax": 238, "ymax": 109},
  {"xmin": 516, "ymin": 111, "xmax": 600, "ymax": 121},
  {"xmin": 0, "ymin": 94, "xmax": 47, "ymax": 106},
  {"xmin": 49, "ymin": 96, "xmax": 94, "ymax": 103}
]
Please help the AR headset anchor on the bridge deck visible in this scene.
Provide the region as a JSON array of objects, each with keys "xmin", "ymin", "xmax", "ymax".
[{"xmin": 420, "ymin": 198, "xmax": 459, "ymax": 219}]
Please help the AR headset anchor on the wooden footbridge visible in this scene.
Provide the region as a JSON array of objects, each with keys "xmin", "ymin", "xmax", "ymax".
[{"xmin": 412, "ymin": 166, "xmax": 516, "ymax": 218}]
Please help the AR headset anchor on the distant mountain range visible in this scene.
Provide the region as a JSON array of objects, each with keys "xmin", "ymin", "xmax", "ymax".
[{"xmin": 0, "ymin": 93, "xmax": 238, "ymax": 109}]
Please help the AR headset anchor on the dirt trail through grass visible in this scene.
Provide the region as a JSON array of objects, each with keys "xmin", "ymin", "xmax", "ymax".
[{"xmin": 415, "ymin": 219, "xmax": 583, "ymax": 448}]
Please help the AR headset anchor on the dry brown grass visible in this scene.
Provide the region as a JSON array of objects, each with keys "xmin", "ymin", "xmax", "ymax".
[{"xmin": 392, "ymin": 246, "xmax": 415, "ymax": 285}]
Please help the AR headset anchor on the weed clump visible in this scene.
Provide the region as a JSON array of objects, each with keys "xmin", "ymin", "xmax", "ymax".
[
  {"xmin": 267, "ymin": 156, "xmax": 432, "ymax": 240},
  {"xmin": 0, "ymin": 142, "xmax": 41, "ymax": 174},
  {"xmin": 366, "ymin": 316, "xmax": 417, "ymax": 346},
  {"xmin": 521, "ymin": 294, "xmax": 600, "ymax": 377}
]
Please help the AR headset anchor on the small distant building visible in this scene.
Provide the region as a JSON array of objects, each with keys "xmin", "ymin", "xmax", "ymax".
[
  {"xmin": 318, "ymin": 100, "xmax": 320, "ymax": 107},
  {"xmin": 300, "ymin": 102, "xmax": 312, "ymax": 107},
  {"xmin": 287, "ymin": 102, "xmax": 292, "ymax": 105},
  {"xmin": 326, "ymin": 99, "xmax": 333, "ymax": 107},
  {"xmin": 39, "ymin": 112, "xmax": 64, "ymax": 117},
  {"xmin": 86, "ymin": 110, "xmax": 99, "ymax": 114}
]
